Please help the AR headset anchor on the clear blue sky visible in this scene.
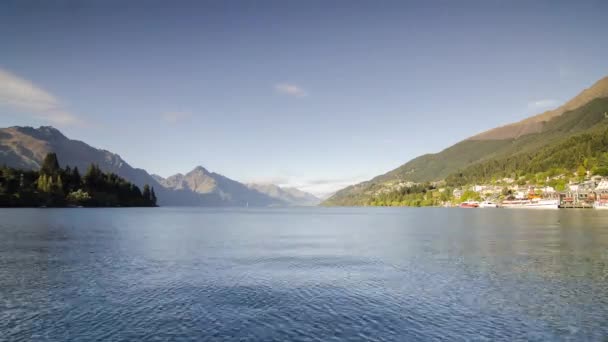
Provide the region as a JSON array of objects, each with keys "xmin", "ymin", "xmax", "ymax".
[{"xmin": 1, "ymin": 0, "xmax": 607, "ymax": 195}]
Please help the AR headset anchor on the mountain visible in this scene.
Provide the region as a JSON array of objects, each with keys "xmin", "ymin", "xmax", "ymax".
[
  {"xmin": 246, "ymin": 183, "xmax": 320, "ymax": 206},
  {"xmin": 0, "ymin": 126, "xmax": 279, "ymax": 207},
  {"xmin": 324, "ymin": 76, "xmax": 608, "ymax": 206},
  {"xmin": 155, "ymin": 167, "xmax": 283, "ymax": 206},
  {"xmin": 0, "ymin": 125, "xmax": 164, "ymax": 194}
]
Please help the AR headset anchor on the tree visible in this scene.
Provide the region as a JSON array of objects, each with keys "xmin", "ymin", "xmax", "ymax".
[
  {"xmin": 66, "ymin": 189, "xmax": 91, "ymax": 205},
  {"xmin": 37, "ymin": 174, "xmax": 48, "ymax": 192},
  {"xmin": 84, "ymin": 164, "xmax": 102, "ymax": 190},
  {"xmin": 599, "ymin": 153, "xmax": 608, "ymax": 168},
  {"xmin": 56, "ymin": 175, "xmax": 64, "ymax": 194},
  {"xmin": 72, "ymin": 167, "xmax": 81, "ymax": 183},
  {"xmin": 64, "ymin": 166, "xmax": 82, "ymax": 192},
  {"xmin": 150, "ymin": 187, "xmax": 157, "ymax": 206},
  {"xmin": 47, "ymin": 176, "xmax": 54, "ymax": 192},
  {"xmin": 577, "ymin": 165, "xmax": 587, "ymax": 181},
  {"xmin": 142, "ymin": 184, "xmax": 151, "ymax": 202},
  {"xmin": 595, "ymin": 167, "xmax": 608, "ymax": 177},
  {"xmin": 460, "ymin": 190, "xmax": 481, "ymax": 202},
  {"xmin": 40, "ymin": 153, "xmax": 60, "ymax": 175}
]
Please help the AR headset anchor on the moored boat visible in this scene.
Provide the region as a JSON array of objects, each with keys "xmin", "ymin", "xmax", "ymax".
[
  {"xmin": 479, "ymin": 201, "xmax": 498, "ymax": 208},
  {"xmin": 501, "ymin": 199, "xmax": 530, "ymax": 208},
  {"xmin": 501, "ymin": 198, "xmax": 559, "ymax": 209},
  {"xmin": 594, "ymin": 200, "xmax": 608, "ymax": 209},
  {"xmin": 459, "ymin": 201, "xmax": 479, "ymax": 208},
  {"xmin": 523, "ymin": 199, "xmax": 559, "ymax": 209}
]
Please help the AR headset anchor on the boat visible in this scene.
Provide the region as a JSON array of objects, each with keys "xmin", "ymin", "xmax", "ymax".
[
  {"xmin": 501, "ymin": 198, "xmax": 559, "ymax": 209},
  {"xmin": 501, "ymin": 199, "xmax": 530, "ymax": 208},
  {"xmin": 594, "ymin": 200, "xmax": 608, "ymax": 209},
  {"xmin": 479, "ymin": 201, "xmax": 498, "ymax": 208},
  {"xmin": 523, "ymin": 199, "xmax": 559, "ymax": 209},
  {"xmin": 594, "ymin": 193, "xmax": 608, "ymax": 209},
  {"xmin": 459, "ymin": 201, "xmax": 479, "ymax": 208}
]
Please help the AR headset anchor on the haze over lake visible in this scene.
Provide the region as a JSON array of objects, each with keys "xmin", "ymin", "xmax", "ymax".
[{"xmin": 1, "ymin": 207, "xmax": 607, "ymax": 341}]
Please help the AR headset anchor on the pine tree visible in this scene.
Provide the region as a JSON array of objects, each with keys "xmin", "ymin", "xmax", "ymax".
[
  {"xmin": 47, "ymin": 176, "xmax": 54, "ymax": 193},
  {"xmin": 84, "ymin": 164, "xmax": 101, "ymax": 190},
  {"xmin": 142, "ymin": 184, "xmax": 151, "ymax": 203},
  {"xmin": 56, "ymin": 175, "xmax": 64, "ymax": 194},
  {"xmin": 577, "ymin": 165, "xmax": 587, "ymax": 181},
  {"xmin": 600, "ymin": 153, "xmax": 608, "ymax": 168},
  {"xmin": 40, "ymin": 153, "xmax": 60, "ymax": 175},
  {"xmin": 150, "ymin": 187, "xmax": 157, "ymax": 206},
  {"xmin": 37, "ymin": 174, "xmax": 47, "ymax": 192},
  {"xmin": 72, "ymin": 167, "xmax": 81, "ymax": 187}
]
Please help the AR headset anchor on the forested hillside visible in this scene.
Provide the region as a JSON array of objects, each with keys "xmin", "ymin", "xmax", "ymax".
[{"xmin": 0, "ymin": 153, "xmax": 157, "ymax": 207}]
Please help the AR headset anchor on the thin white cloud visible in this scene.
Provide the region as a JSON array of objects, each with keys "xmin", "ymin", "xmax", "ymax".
[
  {"xmin": 162, "ymin": 111, "xmax": 191, "ymax": 123},
  {"xmin": 274, "ymin": 83, "xmax": 307, "ymax": 97},
  {"xmin": 527, "ymin": 99, "xmax": 558, "ymax": 111},
  {"xmin": 247, "ymin": 176, "xmax": 291, "ymax": 185},
  {"xmin": 0, "ymin": 67, "xmax": 79, "ymax": 125},
  {"xmin": 295, "ymin": 178, "xmax": 367, "ymax": 198}
]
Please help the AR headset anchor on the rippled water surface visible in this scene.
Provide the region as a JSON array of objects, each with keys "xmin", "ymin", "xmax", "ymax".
[{"xmin": 1, "ymin": 207, "xmax": 607, "ymax": 341}]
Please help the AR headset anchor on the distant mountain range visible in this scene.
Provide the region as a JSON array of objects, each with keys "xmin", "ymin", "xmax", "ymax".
[
  {"xmin": 324, "ymin": 75, "xmax": 608, "ymax": 206},
  {"xmin": 154, "ymin": 167, "xmax": 319, "ymax": 206},
  {"xmin": 0, "ymin": 126, "xmax": 318, "ymax": 207},
  {"xmin": 246, "ymin": 183, "xmax": 320, "ymax": 206}
]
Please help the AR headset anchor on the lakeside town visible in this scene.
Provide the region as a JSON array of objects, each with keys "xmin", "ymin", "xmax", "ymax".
[
  {"xmin": 367, "ymin": 167, "xmax": 608, "ymax": 209},
  {"xmin": 452, "ymin": 177, "xmax": 608, "ymax": 209}
]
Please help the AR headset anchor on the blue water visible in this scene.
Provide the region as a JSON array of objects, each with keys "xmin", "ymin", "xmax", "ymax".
[{"xmin": 1, "ymin": 207, "xmax": 607, "ymax": 341}]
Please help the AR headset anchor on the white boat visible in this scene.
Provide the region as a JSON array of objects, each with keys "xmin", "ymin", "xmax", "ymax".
[
  {"xmin": 594, "ymin": 200, "xmax": 608, "ymax": 209},
  {"xmin": 479, "ymin": 201, "xmax": 498, "ymax": 208},
  {"xmin": 501, "ymin": 199, "xmax": 530, "ymax": 208},
  {"xmin": 501, "ymin": 199, "xmax": 559, "ymax": 209},
  {"xmin": 523, "ymin": 199, "xmax": 559, "ymax": 209}
]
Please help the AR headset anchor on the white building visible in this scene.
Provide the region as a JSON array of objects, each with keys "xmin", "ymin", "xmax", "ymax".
[
  {"xmin": 542, "ymin": 186, "xmax": 556, "ymax": 194},
  {"xmin": 569, "ymin": 184, "xmax": 580, "ymax": 192},
  {"xmin": 596, "ymin": 179, "xmax": 608, "ymax": 191},
  {"xmin": 473, "ymin": 185, "xmax": 486, "ymax": 193}
]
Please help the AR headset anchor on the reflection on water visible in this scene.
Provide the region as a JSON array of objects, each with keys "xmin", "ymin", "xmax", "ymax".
[{"xmin": 1, "ymin": 207, "xmax": 607, "ymax": 341}]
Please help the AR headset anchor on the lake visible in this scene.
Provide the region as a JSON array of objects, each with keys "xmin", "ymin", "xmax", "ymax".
[{"xmin": 1, "ymin": 207, "xmax": 607, "ymax": 341}]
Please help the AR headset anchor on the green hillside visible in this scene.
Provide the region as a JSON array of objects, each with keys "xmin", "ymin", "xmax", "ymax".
[
  {"xmin": 373, "ymin": 139, "xmax": 514, "ymax": 183},
  {"xmin": 382, "ymin": 97, "xmax": 608, "ymax": 183},
  {"xmin": 324, "ymin": 97, "xmax": 608, "ymax": 206},
  {"xmin": 447, "ymin": 98, "xmax": 608, "ymax": 186}
]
